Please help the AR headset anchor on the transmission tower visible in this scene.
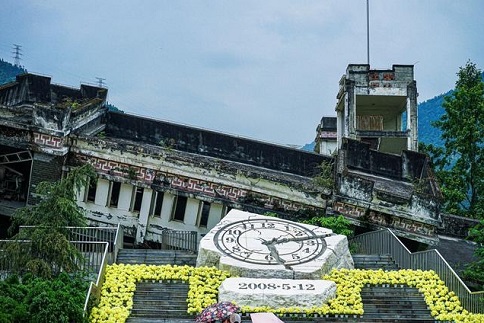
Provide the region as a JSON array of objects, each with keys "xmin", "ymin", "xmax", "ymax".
[
  {"xmin": 95, "ymin": 77, "xmax": 106, "ymax": 88},
  {"xmin": 12, "ymin": 44, "xmax": 22, "ymax": 66}
]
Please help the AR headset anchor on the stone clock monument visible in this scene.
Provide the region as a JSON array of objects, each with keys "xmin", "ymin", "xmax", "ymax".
[{"xmin": 197, "ymin": 209, "xmax": 353, "ymax": 279}]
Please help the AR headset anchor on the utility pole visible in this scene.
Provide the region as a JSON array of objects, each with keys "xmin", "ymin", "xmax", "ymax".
[
  {"xmin": 12, "ymin": 44, "xmax": 22, "ymax": 66},
  {"xmin": 96, "ymin": 77, "xmax": 106, "ymax": 88}
]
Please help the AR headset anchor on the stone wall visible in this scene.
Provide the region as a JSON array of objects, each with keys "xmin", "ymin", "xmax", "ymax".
[
  {"xmin": 28, "ymin": 153, "xmax": 64, "ymax": 205},
  {"xmin": 438, "ymin": 213, "xmax": 480, "ymax": 238},
  {"xmin": 343, "ymin": 139, "xmax": 402, "ymax": 179},
  {"xmin": 105, "ymin": 111, "xmax": 328, "ymax": 177}
]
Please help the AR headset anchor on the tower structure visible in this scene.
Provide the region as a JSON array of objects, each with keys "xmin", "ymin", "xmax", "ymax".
[
  {"xmin": 12, "ymin": 44, "xmax": 22, "ymax": 66},
  {"xmin": 335, "ymin": 64, "xmax": 418, "ymax": 154}
]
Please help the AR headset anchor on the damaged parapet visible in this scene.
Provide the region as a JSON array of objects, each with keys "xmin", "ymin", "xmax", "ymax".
[
  {"xmin": 315, "ymin": 116, "xmax": 337, "ymax": 156},
  {"xmin": 335, "ymin": 64, "xmax": 418, "ymax": 154},
  {"xmin": 0, "ymin": 73, "xmax": 107, "ymax": 155},
  {"xmin": 333, "ymin": 138, "xmax": 442, "ymax": 245}
]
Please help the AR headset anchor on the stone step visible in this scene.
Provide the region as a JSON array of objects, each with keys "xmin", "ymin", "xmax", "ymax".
[
  {"xmin": 363, "ymin": 302, "xmax": 428, "ymax": 308},
  {"xmin": 126, "ymin": 319, "xmax": 195, "ymax": 323},
  {"xmin": 129, "ymin": 281, "xmax": 190, "ymax": 320},
  {"xmin": 117, "ymin": 249, "xmax": 197, "ymax": 266},
  {"xmin": 276, "ymin": 316, "xmax": 439, "ymax": 322},
  {"xmin": 352, "ymin": 254, "xmax": 400, "ymax": 271},
  {"xmin": 129, "ymin": 309, "xmax": 191, "ymax": 318},
  {"xmin": 359, "ymin": 285, "xmax": 433, "ymax": 321}
]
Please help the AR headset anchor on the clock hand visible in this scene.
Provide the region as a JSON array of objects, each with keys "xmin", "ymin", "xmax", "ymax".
[
  {"xmin": 267, "ymin": 233, "xmax": 334, "ymax": 245},
  {"xmin": 265, "ymin": 243, "xmax": 286, "ymax": 265}
]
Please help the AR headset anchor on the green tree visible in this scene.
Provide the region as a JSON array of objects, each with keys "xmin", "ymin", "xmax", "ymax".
[
  {"xmin": 423, "ymin": 61, "xmax": 484, "ymax": 219},
  {"xmin": 304, "ymin": 215, "xmax": 354, "ymax": 238},
  {"xmin": 7, "ymin": 164, "xmax": 96, "ymax": 278},
  {"xmin": 0, "ymin": 273, "xmax": 88, "ymax": 323},
  {"xmin": 463, "ymin": 221, "xmax": 484, "ymax": 290}
]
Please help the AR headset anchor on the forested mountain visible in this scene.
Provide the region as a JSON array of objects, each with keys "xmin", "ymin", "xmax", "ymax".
[
  {"xmin": 0, "ymin": 59, "xmax": 26, "ymax": 85},
  {"xmin": 417, "ymin": 91, "xmax": 450, "ymax": 147}
]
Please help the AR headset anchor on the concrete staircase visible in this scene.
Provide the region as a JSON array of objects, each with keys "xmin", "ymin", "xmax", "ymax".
[
  {"xmin": 118, "ymin": 250, "xmax": 437, "ymax": 322},
  {"xmin": 126, "ymin": 282, "xmax": 193, "ymax": 323},
  {"xmin": 359, "ymin": 285, "xmax": 434, "ymax": 322},
  {"xmin": 119, "ymin": 249, "xmax": 197, "ymax": 323},
  {"xmin": 117, "ymin": 249, "xmax": 197, "ymax": 266},
  {"xmin": 352, "ymin": 254, "xmax": 400, "ymax": 271}
]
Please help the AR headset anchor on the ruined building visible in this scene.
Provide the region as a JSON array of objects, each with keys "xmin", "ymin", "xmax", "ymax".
[{"xmin": 0, "ymin": 65, "xmax": 442, "ymax": 247}]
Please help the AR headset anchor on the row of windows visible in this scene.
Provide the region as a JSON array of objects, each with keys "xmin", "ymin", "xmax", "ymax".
[{"xmin": 85, "ymin": 179, "xmax": 210, "ymax": 227}]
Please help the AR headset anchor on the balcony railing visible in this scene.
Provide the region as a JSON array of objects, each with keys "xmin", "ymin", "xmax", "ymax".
[{"xmin": 351, "ymin": 229, "xmax": 484, "ymax": 313}]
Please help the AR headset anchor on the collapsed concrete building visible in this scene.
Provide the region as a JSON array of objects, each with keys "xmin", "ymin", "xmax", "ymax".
[{"xmin": 0, "ymin": 65, "xmax": 443, "ymax": 247}]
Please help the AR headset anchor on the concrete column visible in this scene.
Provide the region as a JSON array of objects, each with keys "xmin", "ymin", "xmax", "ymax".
[
  {"xmin": 136, "ymin": 188, "xmax": 153, "ymax": 244},
  {"xmin": 337, "ymin": 110, "xmax": 343, "ymax": 150},
  {"xmin": 346, "ymin": 82, "xmax": 356, "ymax": 139},
  {"xmin": 407, "ymin": 81, "xmax": 418, "ymax": 151},
  {"xmin": 94, "ymin": 178, "xmax": 109, "ymax": 206}
]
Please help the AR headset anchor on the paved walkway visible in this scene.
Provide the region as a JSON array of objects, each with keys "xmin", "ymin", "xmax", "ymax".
[{"xmin": 435, "ymin": 235, "xmax": 477, "ymax": 277}]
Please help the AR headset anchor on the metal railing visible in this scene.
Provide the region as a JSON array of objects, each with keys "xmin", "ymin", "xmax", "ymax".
[
  {"xmin": 1, "ymin": 224, "xmax": 124, "ymax": 315},
  {"xmin": 0, "ymin": 240, "xmax": 109, "ymax": 276},
  {"xmin": 83, "ymin": 241, "xmax": 110, "ymax": 314},
  {"xmin": 351, "ymin": 229, "xmax": 484, "ymax": 313},
  {"xmin": 159, "ymin": 229, "xmax": 198, "ymax": 253}
]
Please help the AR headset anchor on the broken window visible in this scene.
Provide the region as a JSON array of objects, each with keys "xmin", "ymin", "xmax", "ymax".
[
  {"xmin": 131, "ymin": 186, "xmax": 144, "ymax": 213},
  {"xmin": 108, "ymin": 181, "xmax": 121, "ymax": 207},
  {"xmin": 86, "ymin": 177, "xmax": 97, "ymax": 203},
  {"xmin": 198, "ymin": 201, "xmax": 210, "ymax": 227},
  {"xmin": 150, "ymin": 191, "xmax": 164, "ymax": 217},
  {"xmin": 172, "ymin": 195, "xmax": 187, "ymax": 222}
]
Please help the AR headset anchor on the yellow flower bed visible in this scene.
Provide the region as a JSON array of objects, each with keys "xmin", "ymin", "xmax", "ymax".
[
  {"xmin": 90, "ymin": 264, "xmax": 484, "ymax": 323},
  {"xmin": 321, "ymin": 268, "xmax": 484, "ymax": 323},
  {"xmin": 89, "ymin": 264, "xmax": 229, "ymax": 323}
]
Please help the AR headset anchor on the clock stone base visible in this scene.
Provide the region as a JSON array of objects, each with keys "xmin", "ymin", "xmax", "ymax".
[
  {"xmin": 196, "ymin": 210, "xmax": 354, "ymax": 279},
  {"xmin": 218, "ymin": 278, "xmax": 336, "ymax": 309}
]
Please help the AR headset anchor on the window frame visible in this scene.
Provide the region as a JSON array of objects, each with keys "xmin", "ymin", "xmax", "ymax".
[
  {"xmin": 107, "ymin": 181, "xmax": 121, "ymax": 208},
  {"xmin": 130, "ymin": 186, "xmax": 144, "ymax": 213},
  {"xmin": 150, "ymin": 190, "xmax": 164, "ymax": 217},
  {"xmin": 85, "ymin": 177, "xmax": 97, "ymax": 203},
  {"xmin": 197, "ymin": 200, "xmax": 211, "ymax": 227},
  {"xmin": 171, "ymin": 195, "xmax": 187, "ymax": 222}
]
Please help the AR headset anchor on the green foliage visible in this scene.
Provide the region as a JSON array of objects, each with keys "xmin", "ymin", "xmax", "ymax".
[
  {"xmin": 304, "ymin": 215, "xmax": 354, "ymax": 238},
  {"xmin": 463, "ymin": 220, "xmax": 484, "ymax": 290},
  {"xmin": 7, "ymin": 164, "xmax": 96, "ymax": 278},
  {"xmin": 0, "ymin": 273, "xmax": 88, "ymax": 323},
  {"xmin": 264, "ymin": 211, "xmax": 278, "ymax": 217},
  {"xmin": 312, "ymin": 160, "xmax": 334, "ymax": 189},
  {"xmin": 0, "ymin": 59, "xmax": 26, "ymax": 85},
  {"xmin": 425, "ymin": 61, "xmax": 484, "ymax": 219}
]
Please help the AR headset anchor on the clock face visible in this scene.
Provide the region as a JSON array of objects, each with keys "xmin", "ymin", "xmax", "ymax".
[{"xmin": 213, "ymin": 218, "xmax": 328, "ymax": 266}]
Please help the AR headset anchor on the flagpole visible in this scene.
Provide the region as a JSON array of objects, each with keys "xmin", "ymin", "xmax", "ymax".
[{"xmin": 367, "ymin": 0, "xmax": 370, "ymax": 66}]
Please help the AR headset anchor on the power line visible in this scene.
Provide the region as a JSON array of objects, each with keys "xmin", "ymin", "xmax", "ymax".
[{"xmin": 12, "ymin": 44, "xmax": 22, "ymax": 66}]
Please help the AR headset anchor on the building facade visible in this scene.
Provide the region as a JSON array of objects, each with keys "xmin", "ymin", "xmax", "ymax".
[{"xmin": 0, "ymin": 66, "xmax": 442, "ymax": 247}]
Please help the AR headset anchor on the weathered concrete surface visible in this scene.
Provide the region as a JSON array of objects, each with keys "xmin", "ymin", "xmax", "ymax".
[
  {"xmin": 219, "ymin": 277, "xmax": 336, "ymax": 309},
  {"xmin": 196, "ymin": 210, "xmax": 353, "ymax": 279}
]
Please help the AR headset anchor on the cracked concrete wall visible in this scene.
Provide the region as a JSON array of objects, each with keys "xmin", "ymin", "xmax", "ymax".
[
  {"xmin": 334, "ymin": 138, "xmax": 441, "ymax": 244},
  {"xmin": 71, "ymin": 135, "xmax": 330, "ymax": 244},
  {"xmin": 104, "ymin": 111, "xmax": 327, "ymax": 177}
]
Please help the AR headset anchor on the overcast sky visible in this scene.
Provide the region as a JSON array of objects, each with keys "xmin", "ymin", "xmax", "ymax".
[{"xmin": 2, "ymin": 1, "xmax": 483, "ymax": 147}]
